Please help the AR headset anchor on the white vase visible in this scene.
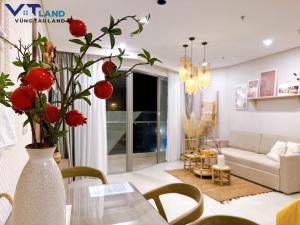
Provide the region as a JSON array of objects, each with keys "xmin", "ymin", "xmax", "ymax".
[
  {"xmin": 12, "ymin": 145, "xmax": 65, "ymax": 225},
  {"xmin": 217, "ymin": 154, "xmax": 226, "ymax": 167}
]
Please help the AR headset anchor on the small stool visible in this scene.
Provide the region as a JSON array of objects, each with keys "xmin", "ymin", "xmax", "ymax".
[{"xmin": 212, "ymin": 165, "xmax": 231, "ymax": 186}]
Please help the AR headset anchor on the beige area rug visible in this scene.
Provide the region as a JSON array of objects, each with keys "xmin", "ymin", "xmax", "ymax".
[{"xmin": 166, "ymin": 169, "xmax": 273, "ymax": 203}]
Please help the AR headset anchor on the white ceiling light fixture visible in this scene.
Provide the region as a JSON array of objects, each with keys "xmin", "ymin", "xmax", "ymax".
[{"xmin": 263, "ymin": 39, "xmax": 273, "ymax": 46}]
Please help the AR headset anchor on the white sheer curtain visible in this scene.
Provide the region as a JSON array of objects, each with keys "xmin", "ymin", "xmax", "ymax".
[
  {"xmin": 166, "ymin": 71, "xmax": 184, "ymax": 161},
  {"xmin": 74, "ymin": 55, "xmax": 107, "ymax": 174}
]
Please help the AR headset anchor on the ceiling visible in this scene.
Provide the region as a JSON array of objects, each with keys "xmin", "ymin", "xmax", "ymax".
[{"xmin": 43, "ymin": 0, "xmax": 300, "ymax": 70}]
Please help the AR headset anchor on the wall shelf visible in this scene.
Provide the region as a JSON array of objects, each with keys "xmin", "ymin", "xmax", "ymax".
[{"xmin": 248, "ymin": 94, "xmax": 300, "ymax": 101}]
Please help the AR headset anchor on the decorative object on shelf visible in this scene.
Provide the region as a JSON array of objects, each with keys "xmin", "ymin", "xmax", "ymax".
[
  {"xmin": 247, "ymin": 79, "xmax": 259, "ymax": 98},
  {"xmin": 278, "ymin": 83, "xmax": 299, "ymax": 96},
  {"xmin": 0, "ymin": 14, "xmax": 159, "ymax": 225},
  {"xmin": 197, "ymin": 42, "xmax": 211, "ymax": 89},
  {"xmin": 235, "ymin": 84, "xmax": 248, "ymax": 110},
  {"xmin": 259, "ymin": 70, "xmax": 277, "ymax": 97},
  {"xmin": 179, "ymin": 44, "xmax": 192, "ymax": 82}
]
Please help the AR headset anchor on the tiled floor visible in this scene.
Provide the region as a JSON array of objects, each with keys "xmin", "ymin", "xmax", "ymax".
[{"xmin": 108, "ymin": 161, "xmax": 300, "ymax": 225}]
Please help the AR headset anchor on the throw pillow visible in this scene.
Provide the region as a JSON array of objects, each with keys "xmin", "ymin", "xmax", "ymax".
[
  {"xmin": 267, "ymin": 141, "xmax": 287, "ymax": 161},
  {"xmin": 285, "ymin": 142, "xmax": 300, "ymax": 155}
]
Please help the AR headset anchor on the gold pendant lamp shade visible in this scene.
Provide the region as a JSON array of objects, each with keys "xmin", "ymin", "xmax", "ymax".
[
  {"xmin": 179, "ymin": 44, "xmax": 192, "ymax": 82},
  {"xmin": 197, "ymin": 42, "xmax": 211, "ymax": 89},
  {"xmin": 179, "ymin": 39, "xmax": 212, "ymax": 94},
  {"xmin": 185, "ymin": 67, "xmax": 198, "ymax": 95}
]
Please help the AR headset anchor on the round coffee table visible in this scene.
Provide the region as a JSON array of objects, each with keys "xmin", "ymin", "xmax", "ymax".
[{"xmin": 211, "ymin": 165, "xmax": 231, "ymax": 186}]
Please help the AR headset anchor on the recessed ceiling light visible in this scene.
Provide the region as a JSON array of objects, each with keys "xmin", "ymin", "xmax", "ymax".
[
  {"xmin": 263, "ymin": 39, "xmax": 273, "ymax": 46},
  {"xmin": 157, "ymin": 0, "xmax": 166, "ymax": 5},
  {"xmin": 139, "ymin": 17, "xmax": 148, "ymax": 25}
]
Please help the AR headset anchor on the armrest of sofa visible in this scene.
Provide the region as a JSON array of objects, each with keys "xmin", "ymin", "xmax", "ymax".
[
  {"xmin": 206, "ymin": 139, "xmax": 229, "ymax": 148},
  {"xmin": 280, "ymin": 154, "xmax": 300, "ymax": 194}
]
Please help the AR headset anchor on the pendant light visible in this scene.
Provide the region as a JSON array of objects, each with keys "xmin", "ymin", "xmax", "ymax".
[
  {"xmin": 197, "ymin": 42, "xmax": 211, "ymax": 89},
  {"xmin": 185, "ymin": 37, "xmax": 198, "ymax": 95},
  {"xmin": 179, "ymin": 44, "xmax": 192, "ymax": 82}
]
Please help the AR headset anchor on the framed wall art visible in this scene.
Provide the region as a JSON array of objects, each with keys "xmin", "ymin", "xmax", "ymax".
[
  {"xmin": 259, "ymin": 70, "xmax": 277, "ymax": 97},
  {"xmin": 247, "ymin": 79, "xmax": 259, "ymax": 98},
  {"xmin": 235, "ymin": 84, "xmax": 248, "ymax": 110}
]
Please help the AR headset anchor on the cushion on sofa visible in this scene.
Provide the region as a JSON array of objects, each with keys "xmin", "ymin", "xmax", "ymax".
[
  {"xmin": 266, "ymin": 141, "xmax": 286, "ymax": 162},
  {"xmin": 228, "ymin": 131, "xmax": 261, "ymax": 153},
  {"xmin": 259, "ymin": 134, "xmax": 287, "ymax": 154},
  {"xmin": 285, "ymin": 142, "xmax": 300, "ymax": 155},
  {"xmin": 221, "ymin": 147, "xmax": 280, "ymax": 175}
]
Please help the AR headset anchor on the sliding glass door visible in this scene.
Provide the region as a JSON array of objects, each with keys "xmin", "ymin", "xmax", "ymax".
[
  {"xmin": 106, "ymin": 76, "xmax": 127, "ymax": 174},
  {"xmin": 107, "ymin": 72, "xmax": 167, "ymax": 174},
  {"xmin": 132, "ymin": 73, "xmax": 158, "ymax": 170}
]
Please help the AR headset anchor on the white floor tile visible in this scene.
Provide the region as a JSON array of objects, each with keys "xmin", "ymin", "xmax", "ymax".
[{"xmin": 108, "ymin": 161, "xmax": 300, "ymax": 225}]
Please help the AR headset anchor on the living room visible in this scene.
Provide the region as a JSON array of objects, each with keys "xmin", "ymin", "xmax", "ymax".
[{"xmin": 0, "ymin": 0, "xmax": 300, "ymax": 225}]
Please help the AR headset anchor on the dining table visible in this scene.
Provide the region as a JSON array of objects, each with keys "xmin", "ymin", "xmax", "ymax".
[{"xmin": 6, "ymin": 181, "xmax": 169, "ymax": 225}]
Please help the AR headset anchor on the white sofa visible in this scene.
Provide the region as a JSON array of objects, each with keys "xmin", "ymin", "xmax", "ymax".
[{"xmin": 220, "ymin": 131, "xmax": 300, "ymax": 194}]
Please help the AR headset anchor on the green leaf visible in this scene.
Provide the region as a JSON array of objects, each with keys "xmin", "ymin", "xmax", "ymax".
[
  {"xmin": 69, "ymin": 39, "xmax": 85, "ymax": 45},
  {"xmin": 110, "ymin": 28, "xmax": 122, "ymax": 35},
  {"xmin": 143, "ymin": 49, "xmax": 151, "ymax": 60},
  {"xmin": 13, "ymin": 61, "xmax": 23, "ymax": 67},
  {"xmin": 82, "ymin": 69, "xmax": 91, "ymax": 77},
  {"xmin": 109, "ymin": 34, "xmax": 115, "ymax": 49},
  {"xmin": 101, "ymin": 27, "xmax": 109, "ymax": 33},
  {"xmin": 23, "ymin": 119, "xmax": 30, "ymax": 127},
  {"xmin": 57, "ymin": 130, "xmax": 68, "ymax": 137},
  {"xmin": 109, "ymin": 15, "xmax": 115, "ymax": 29},
  {"xmin": 82, "ymin": 97, "xmax": 91, "ymax": 106},
  {"xmin": 80, "ymin": 45, "xmax": 88, "ymax": 53},
  {"xmin": 91, "ymin": 43, "xmax": 102, "ymax": 48},
  {"xmin": 85, "ymin": 33, "xmax": 93, "ymax": 44},
  {"xmin": 84, "ymin": 61, "xmax": 94, "ymax": 67}
]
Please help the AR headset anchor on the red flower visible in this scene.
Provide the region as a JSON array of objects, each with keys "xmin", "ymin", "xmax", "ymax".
[
  {"xmin": 65, "ymin": 110, "xmax": 86, "ymax": 127},
  {"xmin": 102, "ymin": 61, "xmax": 117, "ymax": 79},
  {"xmin": 10, "ymin": 86, "xmax": 36, "ymax": 111},
  {"xmin": 42, "ymin": 104, "xmax": 60, "ymax": 123},
  {"xmin": 94, "ymin": 81, "xmax": 113, "ymax": 99},
  {"xmin": 67, "ymin": 17, "xmax": 87, "ymax": 37},
  {"xmin": 26, "ymin": 67, "xmax": 53, "ymax": 91}
]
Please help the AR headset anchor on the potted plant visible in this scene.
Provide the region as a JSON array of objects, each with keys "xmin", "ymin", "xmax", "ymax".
[{"xmin": 0, "ymin": 15, "xmax": 160, "ymax": 225}]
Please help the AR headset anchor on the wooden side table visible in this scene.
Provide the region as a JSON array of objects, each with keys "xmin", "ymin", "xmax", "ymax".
[
  {"xmin": 212, "ymin": 165, "xmax": 231, "ymax": 186},
  {"xmin": 193, "ymin": 153, "xmax": 217, "ymax": 178}
]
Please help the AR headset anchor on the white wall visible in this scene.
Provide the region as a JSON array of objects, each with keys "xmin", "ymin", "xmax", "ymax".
[
  {"xmin": 202, "ymin": 47, "xmax": 300, "ymax": 139},
  {"xmin": 0, "ymin": 1, "xmax": 48, "ymax": 223}
]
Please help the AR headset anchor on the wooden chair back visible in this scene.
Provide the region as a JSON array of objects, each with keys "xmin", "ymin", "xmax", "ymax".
[
  {"xmin": 61, "ymin": 166, "xmax": 108, "ymax": 184},
  {"xmin": 143, "ymin": 183, "xmax": 204, "ymax": 225},
  {"xmin": 189, "ymin": 215, "xmax": 259, "ymax": 225},
  {"xmin": 0, "ymin": 193, "xmax": 13, "ymax": 205}
]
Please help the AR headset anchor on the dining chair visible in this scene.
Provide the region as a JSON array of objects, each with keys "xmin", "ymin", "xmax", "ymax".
[
  {"xmin": 61, "ymin": 166, "xmax": 108, "ymax": 184},
  {"xmin": 143, "ymin": 183, "xmax": 204, "ymax": 225},
  {"xmin": 0, "ymin": 192, "xmax": 13, "ymax": 205},
  {"xmin": 188, "ymin": 215, "xmax": 259, "ymax": 225}
]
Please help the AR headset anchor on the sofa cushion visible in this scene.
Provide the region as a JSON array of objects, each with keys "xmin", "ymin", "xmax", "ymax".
[
  {"xmin": 259, "ymin": 134, "xmax": 287, "ymax": 154},
  {"xmin": 221, "ymin": 147, "xmax": 280, "ymax": 175},
  {"xmin": 228, "ymin": 131, "xmax": 261, "ymax": 153},
  {"xmin": 266, "ymin": 141, "xmax": 286, "ymax": 161}
]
